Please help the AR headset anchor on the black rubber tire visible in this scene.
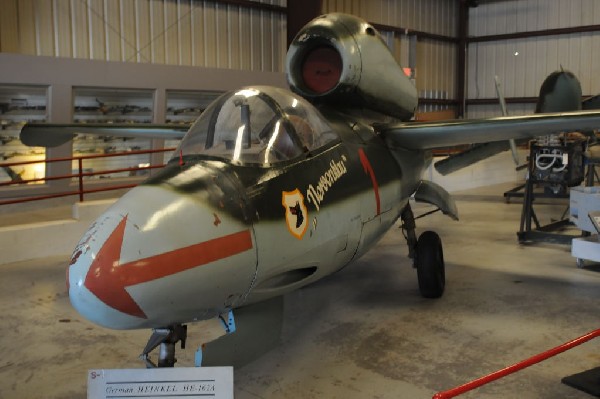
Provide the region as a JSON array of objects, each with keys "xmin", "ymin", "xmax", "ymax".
[{"xmin": 416, "ymin": 230, "xmax": 445, "ymax": 298}]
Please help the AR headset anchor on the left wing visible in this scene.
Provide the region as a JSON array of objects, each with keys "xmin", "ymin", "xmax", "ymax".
[
  {"xmin": 20, "ymin": 123, "xmax": 189, "ymax": 147},
  {"xmin": 375, "ymin": 111, "xmax": 600, "ymax": 150}
]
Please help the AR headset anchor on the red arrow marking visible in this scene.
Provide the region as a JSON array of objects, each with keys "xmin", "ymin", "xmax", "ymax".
[
  {"xmin": 84, "ymin": 215, "xmax": 253, "ymax": 318},
  {"xmin": 358, "ymin": 148, "xmax": 381, "ymax": 215}
]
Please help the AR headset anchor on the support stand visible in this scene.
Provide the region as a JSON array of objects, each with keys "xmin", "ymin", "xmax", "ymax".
[
  {"xmin": 517, "ymin": 172, "xmax": 573, "ymax": 244},
  {"xmin": 503, "ymin": 182, "xmax": 526, "ymax": 203},
  {"xmin": 503, "ymin": 164, "xmax": 529, "ymax": 203},
  {"xmin": 517, "ymin": 141, "xmax": 585, "ymax": 244},
  {"xmin": 585, "ymin": 154, "xmax": 600, "ymax": 187}
]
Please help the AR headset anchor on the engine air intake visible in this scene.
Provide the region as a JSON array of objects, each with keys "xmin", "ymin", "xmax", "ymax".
[{"xmin": 301, "ymin": 46, "xmax": 343, "ymax": 95}]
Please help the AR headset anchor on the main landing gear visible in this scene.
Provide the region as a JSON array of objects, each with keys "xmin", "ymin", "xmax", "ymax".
[
  {"xmin": 415, "ymin": 231, "xmax": 445, "ymax": 298},
  {"xmin": 401, "ymin": 204, "xmax": 446, "ymax": 298}
]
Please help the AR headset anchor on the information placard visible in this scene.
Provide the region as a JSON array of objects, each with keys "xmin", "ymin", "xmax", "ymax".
[{"xmin": 87, "ymin": 367, "xmax": 233, "ymax": 399}]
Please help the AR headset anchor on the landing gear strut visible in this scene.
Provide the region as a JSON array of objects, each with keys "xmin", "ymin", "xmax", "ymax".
[
  {"xmin": 401, "ymin": 204, "xmax": 446, "ymax": 298},
  {"xmin": 401, "ymin": 204, "xmax": 418, "ymax": 261},
  {"xmin": 140, "ymin": 324, "xmax": 187, "ymax": 368}
]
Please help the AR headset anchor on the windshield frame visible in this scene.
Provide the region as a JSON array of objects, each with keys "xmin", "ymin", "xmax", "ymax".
[{"xmin": 172, "ymin": 86, "xmax": 340, "ymax": 167}]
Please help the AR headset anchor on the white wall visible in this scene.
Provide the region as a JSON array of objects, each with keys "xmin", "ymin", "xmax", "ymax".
[{"xmin": 425, "ymin": 149, "xmax": 528, "ymax": 192}]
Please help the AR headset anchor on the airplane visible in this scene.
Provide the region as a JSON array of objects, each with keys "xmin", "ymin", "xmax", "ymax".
[
  {"xmin": 435, "ymin": 68, "xmax": 586, "ymax": 175},
  {"xmin": 20, "ymin": 13, "xmax": 600, "ymax": 368}
]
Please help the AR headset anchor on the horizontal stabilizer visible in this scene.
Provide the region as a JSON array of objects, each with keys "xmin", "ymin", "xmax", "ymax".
[
  {"xmin": 434, "ymin": 141, "xmax": 511, "ymax": 175},
  {"xmin": 20, "ymin": 123, "xmax": 189, "ymax": 147}
]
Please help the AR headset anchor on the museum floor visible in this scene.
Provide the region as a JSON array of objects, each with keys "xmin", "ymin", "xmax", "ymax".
[{"xmin": 1, "ymin": 187, "xmax": 599, "ymax": 399}]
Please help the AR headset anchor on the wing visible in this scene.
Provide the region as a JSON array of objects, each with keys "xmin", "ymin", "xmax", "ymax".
[
  {"xmin": 20, "ymin": 123, "xmax": 189, "ymax": 147},
  {"xmin": 375, "ymin": 111, "xmax": 600, "ymax": 150}
]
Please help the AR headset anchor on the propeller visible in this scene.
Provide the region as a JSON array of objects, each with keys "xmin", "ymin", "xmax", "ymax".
[{"xmin": 495, "ymin": 75, "xmax": 520, "ymax": 165}]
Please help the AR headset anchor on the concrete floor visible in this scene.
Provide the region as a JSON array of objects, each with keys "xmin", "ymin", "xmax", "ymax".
[{"xmin": 1, "ymin": 192, "xmax": 599, "ymax": 398}]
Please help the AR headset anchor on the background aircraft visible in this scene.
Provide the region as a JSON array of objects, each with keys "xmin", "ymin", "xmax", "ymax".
[
  {"xmin": 435, "ymin": 69, "xmax": 586, "ymax": 175},
  {"xmin": 21, "ymin": 13, "xmax": 600, "ymax": 367}
]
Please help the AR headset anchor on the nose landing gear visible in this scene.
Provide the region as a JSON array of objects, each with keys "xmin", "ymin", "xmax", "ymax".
[{"xmin": 140, "ymin": 324, "xmax": 187, "ymax": 368}]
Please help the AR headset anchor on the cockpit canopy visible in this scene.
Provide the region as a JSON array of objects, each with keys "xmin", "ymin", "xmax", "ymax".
[{"xmin": 174, "ymin": 86, "xmax": 339, "ymax": 165}]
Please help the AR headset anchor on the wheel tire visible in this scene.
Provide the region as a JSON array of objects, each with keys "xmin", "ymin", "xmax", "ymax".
[{"xmin": 416, "ymin": 231, "xmax": 445, "ymax": 298}]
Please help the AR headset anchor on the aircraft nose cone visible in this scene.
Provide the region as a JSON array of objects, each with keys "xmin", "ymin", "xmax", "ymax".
[
  {"xmin": 67, "ymin": 185, "xmax": 257, "ymax": 329},
  {"xmin": 67, "ymin": 209, "xmax": 142, "ymax": 328}
]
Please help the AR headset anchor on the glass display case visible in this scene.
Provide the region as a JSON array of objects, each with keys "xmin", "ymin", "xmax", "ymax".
[
  {"xmin": 72, "ymin": 87, "xmax": 154, "ymax": 180},
  {"xmin": 164, "ymin": 90, "xmax": 223, "ymax": 162},
  {"xmin": 0, "ymin": 85, "xmax": 47, "ymax": 183},
  {"xmin": 0, "ymin": 87, "xmax": 226, "ymax": 184}
]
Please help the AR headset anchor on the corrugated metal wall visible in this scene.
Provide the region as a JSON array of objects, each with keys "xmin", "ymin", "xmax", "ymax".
[
  {"xmin": 0, "ymin": 0, "xmax": 459, "ymax": 112},
  {"xmin": 0, "ymin": 0, "xmax": 287, "ymax": 72},
  {"xmin": 467, "ymin": 0, "xmax": 600, "ymax": 118},
  {"xmin": 322, "ymin": 0, "xmax": 456, "ymax": 36},
  {"xmin": 415, "ymin": 39, "xmax": 457, "ymax": 110},
  {"xmin": 9, "ymin": 1, "xmax": 596, "ymax": 120},
  {"xmin": 322, "ymin": 0, "xmax": 459, "ymax": 109}
]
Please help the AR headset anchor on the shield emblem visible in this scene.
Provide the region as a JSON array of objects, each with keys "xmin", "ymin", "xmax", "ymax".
[{"xmin": 282, "ymin": 189, "xmax": 309, "ymax": 240}]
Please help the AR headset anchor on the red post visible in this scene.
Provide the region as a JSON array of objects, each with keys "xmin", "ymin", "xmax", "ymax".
[
  {"xmin": 0, "ymin": 147, "xmax": 175, "ymax": 206},
  {"xmin": 78, "ymin": 158, "xmax": 84, "ymax": 202},
  {"xmin": 433, "ymin": 329, "xmax": 600, "ymax": 398}
]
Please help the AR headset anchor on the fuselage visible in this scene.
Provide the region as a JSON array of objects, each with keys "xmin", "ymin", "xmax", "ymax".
[
  {"xmin": 67, "ymin": 100, "xmax": 428, "ymax": 330},
  {"xmin": 67, "ymin": 12, "xmax": 430, "ymax": 331}
]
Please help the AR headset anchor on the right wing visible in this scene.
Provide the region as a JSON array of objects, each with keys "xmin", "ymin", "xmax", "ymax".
[
  {"xmin": 20, "ymin": 123, "xmax": 189, "ymax": 147},
  {"xmin": 375, "ymin": 111, "xmax": 600, "ymax": 151}
]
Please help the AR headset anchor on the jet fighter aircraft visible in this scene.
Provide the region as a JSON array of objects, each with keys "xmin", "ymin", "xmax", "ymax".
[{"xmin": 21, "ymin": 13, "xmax": 600, "ymax": 367}]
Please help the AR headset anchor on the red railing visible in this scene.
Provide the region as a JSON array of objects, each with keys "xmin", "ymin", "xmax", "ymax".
[
  {"xmin": 433, "ymin": 328, "xmax": 600, "ymax": 398},
  {"xmin": 0, "ymin": 148, "xmax": 175, "ymax": 205}
]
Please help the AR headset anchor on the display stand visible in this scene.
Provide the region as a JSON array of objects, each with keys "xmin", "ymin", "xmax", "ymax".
[
  {"xmin": 517, "ymin": 141, "xmax": 585, "ymax": 244},
  {"xmin": 570, "ymin": 148, "xmax": 600, "ymax": 267}
]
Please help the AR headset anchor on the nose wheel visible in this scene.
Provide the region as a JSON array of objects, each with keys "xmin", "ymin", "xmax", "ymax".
[{"xmin": 140, "ymin": 324, "xmax": 187, "ymax": 368}]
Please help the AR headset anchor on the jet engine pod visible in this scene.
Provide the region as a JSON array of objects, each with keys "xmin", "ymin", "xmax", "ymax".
[
  {"xmin": 286, "ymin": 13, "xmax": 418, "ymax": 121},
  {"xmin": 286, "ymin": 14, "xmax": 362, "ymax": 97}
]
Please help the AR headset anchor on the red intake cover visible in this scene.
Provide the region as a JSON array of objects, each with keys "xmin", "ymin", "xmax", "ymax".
[{"xmin": 301, "ymin": 46, "xmax": 342, "ymax": 94}]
